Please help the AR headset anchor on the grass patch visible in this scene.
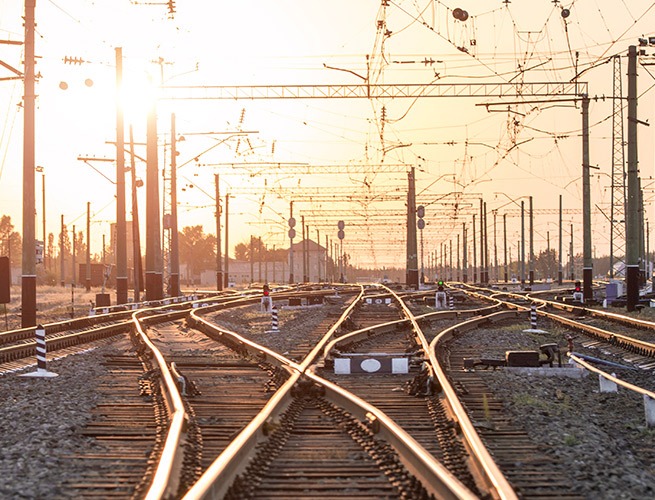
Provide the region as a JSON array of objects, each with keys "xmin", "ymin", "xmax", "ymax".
[{"xmin": 563, "ymin": 434, "xmax": 578, "ymax": 446}]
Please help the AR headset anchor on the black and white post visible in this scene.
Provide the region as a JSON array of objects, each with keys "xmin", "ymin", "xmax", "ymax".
[
  {"xmin": 267, "ymin": 306, "xmax": 279, "ymax": 333},
  {"xmin": 21, "ymin": 324, "xmax": 58, "ymax": 378},
  {"xmin": 523, "ymin": 303, "xmax": 546, "ymax": 333}
]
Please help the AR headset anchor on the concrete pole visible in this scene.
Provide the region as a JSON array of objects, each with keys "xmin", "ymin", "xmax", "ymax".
[
  {"xmin": 215, "ymin": 174, "xmax": 223, "ymax": 291},
  {"xmin": 129, "ymin": 126, "xmax": 143, "ymax": 302},
  {"xmin": 86, "ymin": 202, "xmax": 91, "ymax": 291},
  {"xmin": 582, "ymin": 95, "xmax": 593, "ymax": 302},
  {"xmin": 484, "ymin": 202, "xmax": 489, "ymax": 283},
  {"xmin": 145, "ymin": 88, "xmax": 163, "ymax": 300},
  {"xmin": 472, "ymin": 215, "xmax": 477, "ymax": 282},
  {"xmin": 72, "ymin": 225, "xmax": 76, "ymax": 287},
  {"xmin": 570, "ymin": 224, "xmax": 575, "ymax": 281},
  {"xmin": 21, "ymin": 0, "xmax": 37, "ymax": 327},
  {"xmin": 521, "ymin": 201, "xmax": 525, "ymax": 286},
  {"xmin": 325, "ymin": 234, "xmax": 329, "ymax": 282},
  {"xmin": 406, "ymin": 167, "xmax": 419, "ymax": 288},
  {"xmin": 558, "ymin": 195, "xmax": 563, "ymax": 285},
  {"xmin": 529, "ymin": 196, "xmax": 534, "ymax": 287},
  {"xmin": 60, "ymin": 215, "xmax": 65, "ymax": 287},
  {"xmin": 301, "ymin": 216, "xmax": 307, "ymax": 282},
  {"xmin": 115, "ymin": 47, "xmax": 128, "ymax": 305},
  {"xmin": 462, "ymin": 222, "xmax": 467, "ymax": 283},
  {"xmin": 289, "ymin": 201, "xmax": 294, "ymax": 284},
  {"xmin": 457, "ymin": 234, "xmax": 460, "ymax": 282},
  {"xmin": 493, "ymin": 210, "xmax": 498, "ymax": 282},
  {"xmin": 479, "ymin": 199, "xmax": 485, "ymax": 283},
  {"xmin": 250, "ymin": 236, "xmax": 254, "ymax": 283},
  {"xmin": 316, "ymin": 228, "xmax": 321, "ymax": 282},
  {"xmin": 503, "ymin": 213, "xmax": 508, "ymax": 282},
  {"xmin": 169, "ymin": 114, "xmax": 180, "ymax": 297},
  {"xmin": 258, "ymin": 236, "xmax": 263, "ymax": 283},
  {"xmin": 224, "ymin": 193, "xmax": 230, "ymax": 288}
]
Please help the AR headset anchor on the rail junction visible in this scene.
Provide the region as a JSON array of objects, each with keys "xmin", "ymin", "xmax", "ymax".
[{"xmin": 1, "ymin": 280, "xmax": 655, "ymax": 499}]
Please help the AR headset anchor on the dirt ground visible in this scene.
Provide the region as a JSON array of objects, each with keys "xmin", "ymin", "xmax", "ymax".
[{"xmin": 1, "ymin": 285, "xmax": 107, "ymax": 331}]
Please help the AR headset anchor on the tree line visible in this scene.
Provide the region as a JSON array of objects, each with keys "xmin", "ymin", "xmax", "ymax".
[{"xmin": 0, "ymin": 215, "xmax": 629, "ymax": 284}]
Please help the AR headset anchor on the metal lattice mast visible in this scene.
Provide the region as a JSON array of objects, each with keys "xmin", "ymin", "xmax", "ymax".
[{"xmin": 610, "ymin": 54, "xmax": 627, "ymax": 278}]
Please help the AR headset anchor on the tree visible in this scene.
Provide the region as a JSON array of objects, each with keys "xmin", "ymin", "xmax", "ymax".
[
  {"xmin": 0, "ymin": 215, "xmax": 22, "ymax": 267},
  {"xmin": 178, "ymin": 225, "xmax": 216, "ymax": 281},
  {"xmin": 234, "ymin": 237, "xmax": 288, "ymax": 262},
  {"xmin": 534, "ymin": 248, "xmax": 557, "ymax": 280}
]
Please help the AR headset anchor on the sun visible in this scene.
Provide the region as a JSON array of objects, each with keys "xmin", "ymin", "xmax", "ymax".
[{"xmin": 118, "ymin": 73, "xmax": 158, "ymax": 126}]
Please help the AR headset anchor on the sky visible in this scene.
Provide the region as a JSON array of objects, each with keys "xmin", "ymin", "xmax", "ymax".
[{"xmin": 1, "ymin": 0, "xmax": 655, "ymax": 271}]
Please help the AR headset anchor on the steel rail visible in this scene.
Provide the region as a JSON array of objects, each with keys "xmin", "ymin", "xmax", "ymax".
[
  {"xmin": 132, "ymin": 307, "xmax": 191, "ymax": 500},
  {"xmin": 320, "ymin": 299, "xmax": 503, "ymax": 361},
  {"xmin": 302, "ymin": 370, "xmax": 479, "ymax": 500},
  {"xmin": 386, "ymin": 285, "xmax": 520, "ymax": 500},
  {"xmin": 569, "ymin": 353, "xmax": 655, "ymax": 401},
  {"xmin": 186, "ymin": 284, "xmax": 477, "ymax": 499},
  {"xmin": 462, "ymin": 285, "xmax": 655, "ymax": 358},
  {"xmin": 0, "ymin": 320, "xmax": 132, "ymax": 363},
  {"xmin": 182, "ymin": 285, "xmax": 364, "ymax": 499}
]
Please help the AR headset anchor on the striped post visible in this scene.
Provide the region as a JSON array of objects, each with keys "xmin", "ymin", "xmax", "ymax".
[
  {"xmin": 35, "ymin": 324, "xmax": 47, "ymax": 371},
  {"xmin": 20, "ymin": 324, "xmax": 58, "ymax": 377},
  {"xmin": 270, "ymin": 306, "xmax": 279, "ymax": 332},
  {"xmin": 449, "ymin": 295, "xmax": 454, "ymax": 310},
  {"xmin": 530, "ymin": 303, "xmax": 538, "ymax": 329}
]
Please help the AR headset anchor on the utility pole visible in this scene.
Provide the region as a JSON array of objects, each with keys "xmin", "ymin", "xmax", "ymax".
[
  {"xmin": 316, "ymin": 228, "xmax": 321, "ymax": 282},
  {"xmin": 129, "ymin": 126, "xmax": 143, "ymax": 302},
  {"xmin": 521, "ymin": 200, "xmax": 525, "ymax": 286},
  {"xmin": 449, "ymin": 239, "xmax": 453, "ymax": 281},
  {"xmin": 169, "ymin": 113, "xmax": 180, "ymax": 297},
  {"xmin": 457, "ymin": 234, "xmax": 460, "ymax": 282},
  {"xmin": 249, "ymin": 236, "xmax": 254, "ymax": 284},
  {"xmin": 325, "ymin": 234, "xmax": 329, "ymax": 282},
  {"xmin": 472, "ymin": 215, "xmax": 477, "ymax": 282},
  {"xmin": 481, "ymin": 203, "xmax": 485, "ymax": 283},
  {"xmin": 558, "ymin": 195, "xmax": 563, "ymax": 285},
  {"xmin": 289, "ymin": 201, "xmax": 294, "ymax": 284},
  {"xmin": 610, "ymin": 54, "xmax": 627, "ymax": 279},
  {"xmin": 258, "ymin": 236, "xmax": 263, "ymax": 282},
  {"xmin": 529, "ymin": 196, "xmax": 534, "ymax": 287},
  {"xmin": 503, "ymin": 213, "xmax": 508, "ymax": 282},
  {"xmin": 224, "ymin": 193, "xmax": 229, "ymax": 288},
  {"xmin": 484, "ymin": 202, "xmax": 489, "ymax": 283},
  {"xmin": 303, "ymin": 221, "xmax": 308, "ymax": 282},
  {"xmin": 582, "ymin": 95, "xmax": 593, "ymax": 302},
  {"xmin": 86, "ymin": 202, "xmax": 91, "ymax": 291},
  {"xmin": 462, "ymin": 222, "xmax": 467, "ymax": 283},
  {"xmin": 115, "ymin": 47, "xmax": 128, "ymax": 305},
  {"xmin": 493, "ymin": 210, "xmax": 498, "ymax": 282},
  {"xmin": 145, "ymin": 85, "xmax": 163, "ymax": 300},
  {"xmin": 60, "ymin": 215, "xmax": 65, "ymax": 287},
  {"xmin": 626, "ymin": 47, "xmax": 640, "ymax": 308},
  {"xmin": 72, "ymin": 225, "xmax": 76, "ymax": 287},
  {"xmin": 215, "ymin": 174, "xmax": 223, "ymax": 290},
  {"xmin": 21, "ymin": 0, "xmax": 36, "ymax": 327},
  {"xmin": 570, "ymin": 224, "xmax": 575, "ymax": 281},
  {"xmin": 406, "ymin": 167, "xmax": 419, "ymax": 288}
]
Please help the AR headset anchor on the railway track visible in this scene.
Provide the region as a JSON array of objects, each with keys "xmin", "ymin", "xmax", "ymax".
[
  {"xmin": 184, "ymin": 285, "xmax": 484, "ymax": 499},
  {"xmin": 5, "ymin": 282, "xmax": 655, "ymax": 498},
  {"xmin": 430, "ymin": 285, "xmax": 655, "ymax": 497}
]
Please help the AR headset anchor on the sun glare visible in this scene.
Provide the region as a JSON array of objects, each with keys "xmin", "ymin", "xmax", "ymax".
[{"xmin": 118, "ymin": 74, "xmax": 158, "ymax": 125}]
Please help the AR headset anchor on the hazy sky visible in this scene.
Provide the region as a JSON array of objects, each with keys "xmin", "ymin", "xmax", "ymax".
[{"xmin": 1, "ymin": 1, "xmax": 654, "ymax": 269}]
